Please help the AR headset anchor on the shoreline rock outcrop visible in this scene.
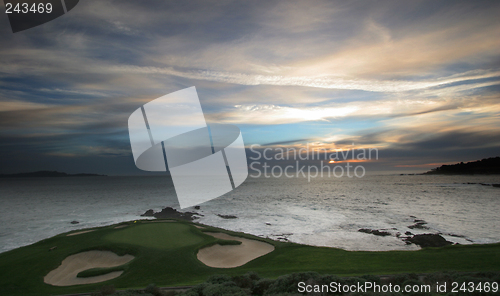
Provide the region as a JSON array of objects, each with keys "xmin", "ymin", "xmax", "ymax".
[
  {"xmin": 140, "ymin": 207, "xmax": 201, "ymax": 221},
  {"xmin": 404, "ymin": 233, "xmax": 453, "ymax": 248}
]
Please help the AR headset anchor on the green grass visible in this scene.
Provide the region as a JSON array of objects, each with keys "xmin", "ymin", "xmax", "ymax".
[
  {"xmin": 0, "ymin": 220, "xmax": 498, "ymax": 296},
  {"xmin": 105, "ymin": 223, "xmax": 205, "ymax": 249}
]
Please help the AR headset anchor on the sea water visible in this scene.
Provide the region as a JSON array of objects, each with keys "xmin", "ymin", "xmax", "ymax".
[{"xmin": 0, "ymin": 174, "xmax": 498, "ymax": 253}]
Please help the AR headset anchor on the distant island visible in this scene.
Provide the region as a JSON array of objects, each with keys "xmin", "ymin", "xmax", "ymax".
[
  {"xmin": 0, "ymin": 171, "xmax": 107, "ymax": 178},
  {"xmin": 424, "ymin": 157, "xmax": 500, "ymax": 175}
]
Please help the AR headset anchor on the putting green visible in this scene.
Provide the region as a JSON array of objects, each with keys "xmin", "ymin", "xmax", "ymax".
[{"xmin": 105, "ymin": 223, "xmax": 204, "ymax": 249}]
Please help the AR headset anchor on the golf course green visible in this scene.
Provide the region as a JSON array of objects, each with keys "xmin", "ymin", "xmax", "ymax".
[{"xmin": 0, "ymin": 219, "xmax": 498, "ymax": 296}]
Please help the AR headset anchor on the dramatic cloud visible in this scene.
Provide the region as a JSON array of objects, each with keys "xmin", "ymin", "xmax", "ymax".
[{"xmin": 0, "ymin": 0, "xmax": 499, "ymax": 174}]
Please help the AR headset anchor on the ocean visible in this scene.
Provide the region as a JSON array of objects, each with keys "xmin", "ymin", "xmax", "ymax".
[{"xmin": 0, "ymin": 174, "xmax": 499, "ymax": 253}]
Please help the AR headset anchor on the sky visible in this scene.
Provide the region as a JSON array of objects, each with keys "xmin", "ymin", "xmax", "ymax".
[{"xmin": 0, "ymin": 0, "xmax": 499, "ymax": 175}]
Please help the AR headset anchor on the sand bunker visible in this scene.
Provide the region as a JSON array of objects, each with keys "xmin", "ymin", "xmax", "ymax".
[
  {"xmin": 44, "ymin": 250, "xmax": 134, "ymax": 286},
  {"xmin": 66, "ymin": 230, "xmax": 96, "ymax": 236},
  {"xmin": 194, "ymin": 225, "xmax": 206, "ymax": 229},
  {"xmin": 197, "ymin": 233, "xmax": 274, "ymax": 268}
]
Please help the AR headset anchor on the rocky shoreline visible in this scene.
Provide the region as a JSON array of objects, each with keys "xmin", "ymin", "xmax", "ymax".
[
  {"xmin": 355, "ymin": 216, "xmax": 473, "ymax": 248},
  {"xmin": 140, "ymin": 208, "xmax": 473, "ymax": 249}
]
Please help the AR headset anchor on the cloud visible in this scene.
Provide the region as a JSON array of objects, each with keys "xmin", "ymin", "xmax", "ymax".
[
  {"xmin": 0, "ymin": 0, "xmax": 499, "ymax": 174},
  {"xmin": 206, "ymin": 104, "xmax": 358, "ymax": 125}
]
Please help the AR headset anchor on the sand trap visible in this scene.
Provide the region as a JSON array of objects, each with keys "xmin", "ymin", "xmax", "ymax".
[
  {"xmin": 66, "ymin": 230, "xmax": 96, "ymax": 236},
  {"xmin": 194, "ymin": 225, "xmax": 206, "ymax": 229},
  {"xmin": 114, "ymin": 225, "xmax": 128, "ymax": 229},
  {"xmin": 197, "ymin": 233, "xmax": 274, "ymax": 268},
  {"xmin": 44, "ymin": 250, "xmax": 134, "ymax": 286}
]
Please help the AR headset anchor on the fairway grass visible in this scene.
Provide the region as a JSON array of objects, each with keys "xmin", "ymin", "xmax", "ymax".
[{"xmin": 0, "ymin": 220, "xmax": 498, "ymax": 296}]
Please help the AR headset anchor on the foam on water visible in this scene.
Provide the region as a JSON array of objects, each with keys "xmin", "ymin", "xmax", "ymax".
[
  {"xmin": 193, "ymin": 175, "xmax": 500, "ymax": 251},
  {"xmin": 0, "ymin": 174, "xmax": 499, "ymax": 253}
]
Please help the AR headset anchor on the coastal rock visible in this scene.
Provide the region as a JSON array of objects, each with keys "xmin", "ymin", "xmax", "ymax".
[
  {"xmin": 141, "ymin": 207, "xmax": 201, "ymax": 221},
  {"xmin": 217, "ymin": 214, "xmax": 238, "ymax": 219},
  {"xmin": 370, "ymin": 230, "xmax": 391, "ymax": 236},
  {"xmin": 140, "ymin": 209, "xmax": 155, "ymax": 217},
  {"xmin": 70, "ymin": 221, "xmax": 79, "ymax": 224},
  {"xmin": 270, "ymin": 233, "xmax": 292, "ymax": 242},
  {"xmin": 408, "ymin": 221, "xmax": 429, "ymax": 229},
  {"xmin": 404, "ymin": 234, "xmax": 453, "ymax": 248},
  {"xmin": 358, "ymin": 228, "xmax": 391, "ymax": 236},
  {"xmin": 194, "ymin": 206, "xmax": 201, "ymax": 210}
]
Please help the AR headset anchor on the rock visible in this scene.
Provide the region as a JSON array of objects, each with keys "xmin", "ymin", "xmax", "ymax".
[
  {"xmin": 358, "ymin": 228, "xmax": 372, "ymax": 234},
  {"xmin": 194, "ymin": 206, "xmax": 201, "ymax": 210},
  {"xmin": 140, "ymin": 209, "xmax": 155, "ymax": 217},
  {"xmin": 408, "ymin": 222, "xmax": 429, "ymax": 229},
  {"xmin": 404, "ymin": 234, "xmax": 453, "ymax": 248},
  {"xmin": 372, "ymin": 230, "xmax": 391, "ymax": 236},
  {"xmin": 405, "ymin": 231, "xmax": 413, "ymax": 235},
  {"xmin": 358, "ymin": 228, "xmax": 391, "ymax": 236},
  {"xmin": 265, "ymin": 222, "xmax": 272, "ymax": 225},
  {"xmin": 70, "ymin": 221, "xmax": 79, "ymax": 224},
  {"xmin": 217, "ymin": 214, "xmax": 238, "ymax": 219},
  {"xmin": 146, "ymin": 207, "xmax": 201, "ymax": 221}
]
